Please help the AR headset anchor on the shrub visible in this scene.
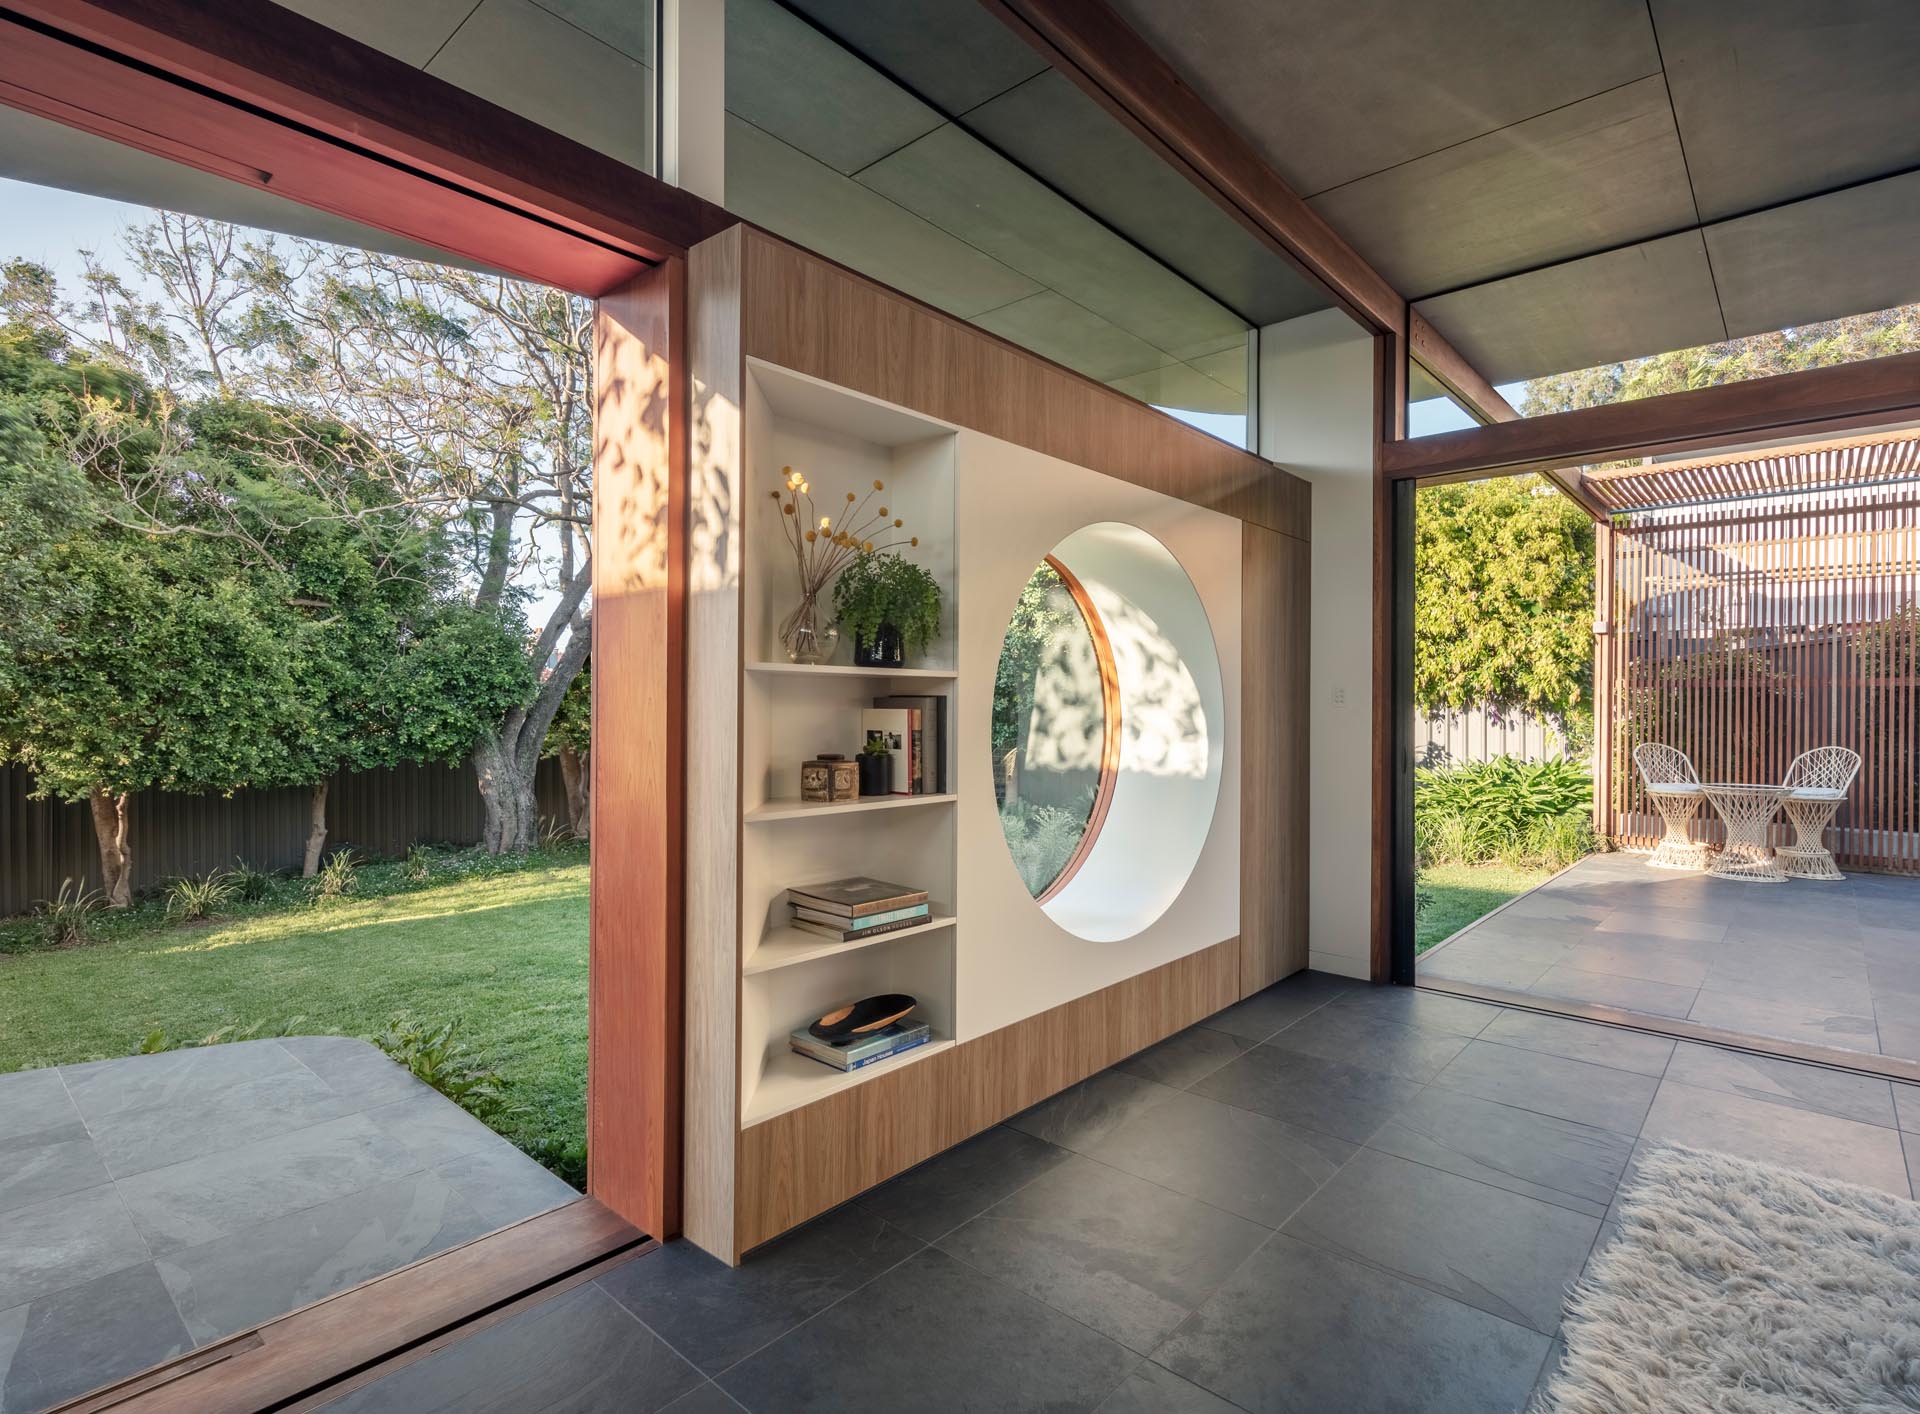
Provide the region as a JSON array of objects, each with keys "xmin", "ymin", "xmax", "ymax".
[
  {"xmin": 167, "ymin": 870, "xmax": 239, "ymax": 921},
  {"xmin": 229, "ymin": 860, "xmax": 275, "ymax": 902},
  {"xmin": 35, "ymin": 879, "xmax": 104, "ymax": 948},
  {"xmin": 520, "ymin": 1135, "xmax": 588, "ymax": 1190},
  {"xmin": 404, "ymin": 844, "xmax": 433, "ymax": 883},
  {"xmin": 371, "ymin": 1015, "xmax": 509, "ymax": 1121},
  {"xmin": 309, "ymin": 850, "xmax": 359, "ymax": 903},
  {"xmin": 1415, "ymin": 758, "xmax": 1595, "ymax": 868},
  {"xmin": 140, "ymin": 1016, "xmax": 309, "ymax": 1053}
]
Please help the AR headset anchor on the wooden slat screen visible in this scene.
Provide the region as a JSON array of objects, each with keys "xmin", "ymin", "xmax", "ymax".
[{"xmin": 1603, "ymin": 483, "xmax": 1920, "ymax": 872}]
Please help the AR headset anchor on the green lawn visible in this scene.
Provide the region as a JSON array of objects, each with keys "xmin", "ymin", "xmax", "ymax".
[
  {"xmin": 0, "ymin": 853, "xmax": 589, "ymax": 1163},
  {"xmin": 1416, "ymin": 861, "xmax": 1554, "ymax": 954}
]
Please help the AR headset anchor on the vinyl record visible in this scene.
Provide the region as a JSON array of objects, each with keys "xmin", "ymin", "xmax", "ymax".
[{"xmin": 810, "ymin": 993, "xmax": 917, "ymax": 1042}]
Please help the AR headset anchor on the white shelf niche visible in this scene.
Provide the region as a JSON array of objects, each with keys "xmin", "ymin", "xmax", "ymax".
[
  {"xmin": 746, "ymin": 662, "xmax": 957, "ymax": 681},
  {"xmin": 745, "ymin": 913, "xmax": 958, "ymax": 975}
]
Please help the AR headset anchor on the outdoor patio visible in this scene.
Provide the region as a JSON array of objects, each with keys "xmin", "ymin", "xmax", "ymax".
[
  {"xmin": 1421, "ymin": 852, "xmax": 1920, "ymax": 1060},
  {"xmin": 0, "ymin": 1037, "xmax": 577, "ymax": 1414},
  {"xmin": 306, "ymin": 970, "xmax": 1920, "ymax": 1413}
]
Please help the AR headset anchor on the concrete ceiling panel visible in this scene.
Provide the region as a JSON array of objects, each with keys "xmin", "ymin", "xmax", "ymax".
[
  {"xmin": 1414, "ymin": 231, "xmax": 1724, "ymax": 384},
  {"xmin": 1105, "ymin": 0, "xmax": 1660, "ymax": 196},
  {"xmin": 426, "ymin": 0, "xmax": 652, "ymax": 170},
  {"xmin": 725, "ymin": 116, "xmax": 1042, "ymax": 320},
  {"xmin": 0, "ymin": 107, "xmax": 481, "ymax": 270},
  {"xmin": 964, "ymin": 72, "xmax": 1326, "ymax": 326},
  {"xmin": 1309, "ymin": 76, "xmax": 1697, "ymax": 299},
  {"xmin": 1107, "ymin": 360, "xmax": 1244, "ymax": 415},
  {"xmin": 780, "ymin": 0, "xmax": 1050, "ymax": 116},
  {"xmin": 858, "ymin": 123, "xmax": 1248, "ymax": 357},
  {"xmin": 1707, "ymin": 172, "xmax": 1920, "ymax": 339},
  {"xmin": 971, "ymin": 290, "xmax": 1169, "ymax": 383},
  {"xmin": 726, "ymin": 0, "xmax": 943, "ymax": 176},
  {"xmin": 1652, "ymin": 0, "xmax": 1920, "ymax": 220},
  {"xmin": 272, "ymin": 0, "xmax": 476, "ymax": 66},
  {"xmin": 531, "ymin": 0, "xmax": 653, "ymax": 62}
]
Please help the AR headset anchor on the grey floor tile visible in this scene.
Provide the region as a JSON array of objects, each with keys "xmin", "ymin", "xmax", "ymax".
[
  {"xmin": 1431, "ymin": 1041, "xmax": 1659, "ymax": 1136},
  {"xmin": 660, "ymin": 1383, "xmax": 747, "ymax": 1413},
  {"xmin": 59, "ymin": 1041, "xmax": 306, "ymax": 1123},
  {"xmin": 1115, "ymin": 1026, "xmax": 1251, "ymax": 1089},
  {"xmin": 1155, "ymin": 1234, "xmax": 1550, "ymax": 1414},
  {"xmin": 1418, "ymin": 944, "xmax": 1559, "ymax": 992},
  {"xmin": 1196, "ymin": 973, "xmax": 1355, "ymax": 1043},
  {"xmin": 1474, "ymin": 1009, "xmax": 1675, "ymax": 1078},
  {"xmin": 1554, "ymin": 939, "xmax": 1713, "ymax": 988},
  {"xmin": 1281, "ymin": 1149, "xmax": 1597, "ymax": 1335},
  {"xmin": 1367, "ymin": 1086, "xmax": 1634, "ymax": 1218},
  {"xmin": 1094, "ymin": 1360, "xmax": 1241, "ymax": 1413},
  {"xmin": 1190, "ymin": 1044, "xmax": 1423, "ymax": 1145},
  {"xmin": 1528, "ymin": 964, "xmax": 1698, "ymax": 1019},
  {"xmin": 1326, "ymin": 986, "xmax": 1502, "ymax": 1038},
  {"xmin": 365, "ymin": 1090, "xmax": 515, "ymax": 1170},
  {"xmin": 1638, "ymin": 1080, "xmax": 1912, "ymax": 1196},
  {"xmin": 1661, "ymin": 1041, "xmax": 1897, "ymax": 1128},
  {"xmin": 278, "ymin": 1036, "xmax": 428, "ymax": 1108},
  {"xmin": 321, "ymin": 1281, "xmax": 701, "ymax": 1414},
  {"xmin": 0, "ymin": 1262, "xmax": 190, "ymax": 1414},
  {"xmin": 158, "ymin": 1169, "xmax": 495, "ymax": 1344},
  {"xmin": 1876, "ymin": 1013, "xmax": 1920, "ymax": 1062},
  {"xmin": 0, "ymin": 1123, "xmax": 110, "ymax": 1217},
  {"xmin": 88, "ymin": 1067, "xmax": 361, "ymax": 1181},
  {"xmin": 1907, "ymin": 1133, "xmax": 1919, "ymax": 1197},
  {"xmin": 1531, "ymin": 1337, "xmax": 1570, "ymax": 1407},
  {"xmin": 0, "ymin": 1070, "xmax": 78, "ymax": 1139},
  {"xmin": 718, "ymin": 1247, "xmax": 1134, "ymax": 1413},
  {"xmin": 1006, "ymin": 1071, "xmax": 1182, "ymax": 1154},
  {"xmin": 1264, "ymin": 1005, "xmax": 1470, "ymax": 1084},
  {"xmin": 1896, "ymin": 1084, "xmax": 1920, "ymax": 1134},
  {"xmin": 0, "ymin": 1182, "xmax": 148, "ymax": 1309},
  {"xmin": 434, "ymin": 1141, "xmax": 579, "ymax": 1232},
  {"xmin": 1863, "ymin": 924, "xmax": 1920, "ymax": 965},
  {"xmin": 1088, "ymin": 1088, "xmax": 1354, "ymax": 1228},
  {"xmin": 855, "ymin": 1126, "xmax": 1068, "ymax": 1243},
  {"xmin": 597, "ymin": 1205, "xmax": 923, "ymax": 1376},
  {"xmin": 1685, "ymin": 989, "xmax": 1880, "ymax": 1051},
  {"xmin": 115, "ymin": 1113, "xmax": 423, "ymax": 1256},
  {"xmin": 938, "ymin": 1154, "xmax": 1268, "ymax": 1353},
  {"xmin": 1698, "ymin": 957, "xmax": 1877, "ymax": 1014},
  {"xmin": 1593, "ymin": 908, "xmax": 1727, "ymax": 944}
]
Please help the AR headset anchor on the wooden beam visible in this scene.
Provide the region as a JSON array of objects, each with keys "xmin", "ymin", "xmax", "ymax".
[
  {"xmin": 591, "ymin": 260, "xmax": 688, "ymax": 1239},
  {"xmin": 3, "ymin": 0, "xmax": 734, "ymax": 285},
  {"xmin": 981, "ymin": 0, "xmax": 1401, "ymax": 334},
  {"xmin": 1381, "ymin": 349, "xmax": 1920, "ymax": 482},
  {"xmin": 1408, "ymin": 310, "xmax": 1515, "ymax": 424}
]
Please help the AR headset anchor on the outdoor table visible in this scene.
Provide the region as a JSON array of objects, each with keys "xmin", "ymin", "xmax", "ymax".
[{"xmin": 1701, "ymin": 783, "xmax": 1789, "ymax": 882}]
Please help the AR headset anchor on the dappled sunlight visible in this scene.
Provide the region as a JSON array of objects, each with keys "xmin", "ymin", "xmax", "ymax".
[{"xmin": 1089, "ymin": 586, "xmax": 1208, "ymax": 779}]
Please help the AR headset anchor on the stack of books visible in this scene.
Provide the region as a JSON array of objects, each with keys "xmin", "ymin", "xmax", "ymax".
[
  {"xmin": 786, "ymin": 876, "xmax": 930, "ymax": 942},
  {"xmin": 789, "ymin": 1016, "xmax": 932, "ymax": 1071}
]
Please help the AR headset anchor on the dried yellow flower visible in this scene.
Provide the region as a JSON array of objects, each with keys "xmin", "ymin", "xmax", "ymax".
[
  {"xmin": 893, "ymin": 518, "xmax": 903, "ymax": 528},
  {"xmin": 873, "ymin": 479, "xmax": 884, "ymax": 491},
  {"xmin": 800, "ymin": 481, "xmax": 810, "ymax": 494},
  {"xmin": 782, "ymin": 503, "xmax": 794, "ymax": 516},
  {"xmin": 910, "ymin": 537, "xmax": 919, "ymax": 547},
  {"xmin": 819, "ymin": 515, "xmax": 831, "ymax": 529},
  {"xmin": 769, "ymin": 491, "xmax": 780, "ymax": 499},
  {"xmin": 846, "ymin": 491, "xmax": 856, "ymax": 502},
  {"xmin": 863, "ymin": 541, "xmax": 873, "ymax": 552},
  {"xmin": 782, "ymin": 465, "xmax": 793, "ymax": 475},
  {"xmin": 876, "ymin": 506, "xmax": 888, "ymax": 517},
  {"xmin": 805, "ymin": 529, "xmax": 817, "ymax": 542}
]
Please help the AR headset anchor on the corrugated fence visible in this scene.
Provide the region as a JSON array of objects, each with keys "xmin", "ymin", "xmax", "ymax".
[
  {"xmin": 1412, "ymin": 704, "xmax": 1568, "ymax": 767},
  {"xmin": 0, "ymin": 759, "xmax": 571, "ymax": 917}
]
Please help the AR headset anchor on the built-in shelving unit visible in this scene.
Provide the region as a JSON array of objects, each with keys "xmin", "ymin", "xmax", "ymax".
[{"xmin": 736, "ymin": 358, "xmax": 961, "ymax": 1131}]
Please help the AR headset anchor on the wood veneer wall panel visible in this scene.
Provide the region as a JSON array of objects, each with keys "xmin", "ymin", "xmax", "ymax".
[
  {"xmin": 589, "ymin": 261, "xmax": 687, "ymax": 1239},
  {"xmin": 736, "ymin": 230, "xmax": 1309, "ymax": 540},
  {"xmin": 683, "ymin": 228, "xmax": 745, "ymax": 1261},
  {"xmin": 1240, "ymin": 523, "xmax": 1310, "ymax": 992}
]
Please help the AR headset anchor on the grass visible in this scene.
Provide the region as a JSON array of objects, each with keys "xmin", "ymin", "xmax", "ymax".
[
  {"xmin": 0, "ymin": 844, "xmax": 588, "ymax": 1165},
  {"xmin": 1416, "ymin": 860, "xmax": 1556, "ymax": 955}
]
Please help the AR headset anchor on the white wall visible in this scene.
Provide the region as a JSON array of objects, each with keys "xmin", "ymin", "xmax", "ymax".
[{"xmin": 1258, "ymin": 309, "xmax": 1376, "ymax": 979}]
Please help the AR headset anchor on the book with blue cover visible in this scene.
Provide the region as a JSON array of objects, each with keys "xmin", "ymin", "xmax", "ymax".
[{"xmin": 789, "ymin": 1019, "xmax": 932, "ymax": 1071}]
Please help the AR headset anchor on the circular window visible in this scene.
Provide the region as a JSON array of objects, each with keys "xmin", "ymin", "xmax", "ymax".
[{"xmin": 991, "ymin": 523, "xmax": 1224, "ymax": 942}]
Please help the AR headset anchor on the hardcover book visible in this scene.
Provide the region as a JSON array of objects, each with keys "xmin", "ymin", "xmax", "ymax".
[
  {"xmin": 791, "ymin": 902, "xmax": 931, "ymax": 930},
  {"xmin": 786, "ymin": 877, "xmax": 928, "ymax": 916},
  {"xmin": 860, "ymin": 708, "xmax": 912, "ymax": 794},
  {"xmin": 788, "ymin": 914, "xmax": 927, "ymax": 942},
  {"xmin": 789, "ymin": 1019, "xmax": 932, "ymax": 1071},
  {"xmin": 873, "ymin": 693, "xmax": 947, "ymax": 794}
]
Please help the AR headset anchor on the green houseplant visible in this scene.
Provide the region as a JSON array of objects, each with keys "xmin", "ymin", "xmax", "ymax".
[
  {"xmin": 858, "ymin": 735, "xmax": 893, "ymax": 797},
  {"xmin": 833, "ymin": 551, "xmax": 942, "ymax": 667}
]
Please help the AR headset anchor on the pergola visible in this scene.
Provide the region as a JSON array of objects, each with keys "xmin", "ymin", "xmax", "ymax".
[{"xmin": 1587, "ymin": 429, "xmax": 1920, "ymax": 874}]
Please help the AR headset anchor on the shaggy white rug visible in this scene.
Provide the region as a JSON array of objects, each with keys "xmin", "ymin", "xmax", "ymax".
[{"xmin": 1536, "ymin": 1144, "xmax": 1920, "ymax": 1414}]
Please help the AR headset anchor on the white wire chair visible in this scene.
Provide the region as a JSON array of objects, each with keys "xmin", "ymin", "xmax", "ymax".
[
  {"xmin": 1633, "ymin": 743, "xmax": 1710, "ymax": 870},
  {"xmin": 1777, "ymin": 746, "xmax": 1862, "ymax": 880}
]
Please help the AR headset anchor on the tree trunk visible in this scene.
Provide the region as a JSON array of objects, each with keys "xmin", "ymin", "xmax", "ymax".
[
  {"xmin": 559, "ymin": 746, "xmax": 589, "ymax": 839},
  {"xmin": 474, "ymin": 733, "xmax": 539, "ymax": 854},
  {"xmin": 302, "ymin": 778, "xmax": 330, "ymax": 877},
  {"xmin": 88, "ymin": 787, "xmax": 133, "ymax": 908}
]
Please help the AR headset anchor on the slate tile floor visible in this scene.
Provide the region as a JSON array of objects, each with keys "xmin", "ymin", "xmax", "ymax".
[
  {"xmin": 316, "ymin": 972, "xmax": 1920, "ymax": 1413},
  {"xmin": 0, "ymin": 1038, "xmax": 577, "ymax": 1414},
  {"xmin": 1422, "ymin": 852, "xmax": 1920, "ymax": 1061}
]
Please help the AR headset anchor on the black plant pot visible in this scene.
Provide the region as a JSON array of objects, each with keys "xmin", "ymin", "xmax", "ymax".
[
  {"xmin": 852, "ymin": 623, "xmax": 905, "ymax": 668},
  {"xmin": 858, "ymin": 754, "xmax": 891, "ymax": 797}
]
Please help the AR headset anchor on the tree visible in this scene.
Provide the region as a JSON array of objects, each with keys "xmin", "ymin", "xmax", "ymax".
[
  {"xmin": 543, "ymin": 662, "xmax": 590, "ymax": 838},
  {"xmin": 1521, "ymin": 304, "xmax": 1920, "ymax": 416},
  {"xmin": 1415, "ymin": 476, "xmax": 1595, "ymax": 745}
]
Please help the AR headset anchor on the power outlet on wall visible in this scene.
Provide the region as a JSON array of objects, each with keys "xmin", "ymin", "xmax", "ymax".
[{"xmin": 1331, "ymin": 686, "xmax": 1347, "ymax": 705}]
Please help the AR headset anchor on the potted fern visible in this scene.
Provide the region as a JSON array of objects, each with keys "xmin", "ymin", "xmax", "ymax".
[{"xmin": 832, "ymin": 551, "xmax": 942, "ymax": 668}]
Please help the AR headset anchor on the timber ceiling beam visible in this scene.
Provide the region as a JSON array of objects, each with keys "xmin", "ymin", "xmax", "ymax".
[
  {"xmin": 1, "ymin": 0, "xmax": 735, "ymax": 284},
  {"xmin": 1379, "ymin": 348, "xmax": 1920, "ymax": 483},
  {"xmin": 980, "ymin": 0, "xmax": 1512, "ymax": 429}
]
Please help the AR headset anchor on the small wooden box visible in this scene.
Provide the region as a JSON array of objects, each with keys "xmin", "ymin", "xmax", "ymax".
[{"xmin": 801, "ymin": 755, "xmax": 857, "ymax": 802}]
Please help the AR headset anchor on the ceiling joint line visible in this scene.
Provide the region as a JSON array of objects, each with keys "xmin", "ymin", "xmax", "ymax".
[
  {"xmin": 1640, "ymin": 0, "xmax": 1726, "ymax": 340},
  {"xmin": 423, "ymin": 0, "xmax": 487, "ymax": 69}
]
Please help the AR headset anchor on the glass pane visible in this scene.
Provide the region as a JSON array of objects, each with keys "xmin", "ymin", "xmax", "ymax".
[{"xmin": 994, "ymin": 562, "xmax": 1106, "ymax": 896}]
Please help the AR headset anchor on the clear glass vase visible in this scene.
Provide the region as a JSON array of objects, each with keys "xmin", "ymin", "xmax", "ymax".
[{"xmin": 779, "ymin": 588, "xmax": 839, "ymax": 665}]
